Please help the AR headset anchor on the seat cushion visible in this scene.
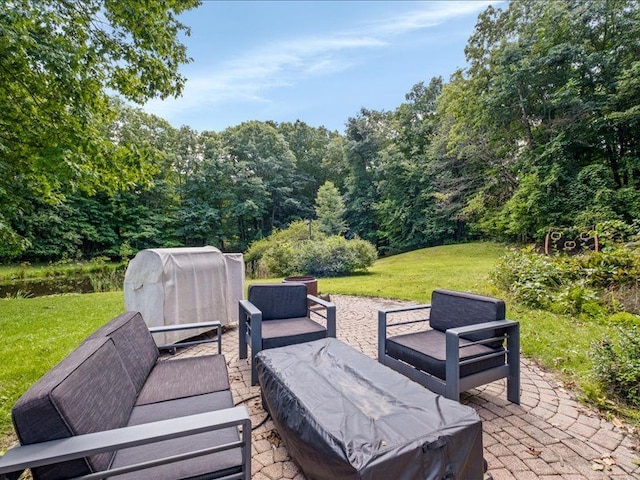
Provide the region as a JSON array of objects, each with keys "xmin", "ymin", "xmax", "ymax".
[
  {"xmin": 386, "ymin": 330, "xmax": 505, "ymax": 380},
  {"xmin": 136, "ymin": 354, "xmax": 230, "ymax": 406},
  {"xmin": 84, "ymin": 311, "xmax": 159, "ymax": 394},
  {"xmin": 429, "ymin": 289, "xmax": 506, "ymax": 348},
  {"xmin": 111, "ymin": 391, "xmax": 242, "ymax": 480},
  {"xmin": 12, "ymin": 337, "xmax": 137, "ymax": 480},
  {"xmin": 262, "ymin": 317, "xmax": 327, "ymax": 349},
  {"xmin": 248, "ymin": 283, "xmax": 308, "ymax": 320}
]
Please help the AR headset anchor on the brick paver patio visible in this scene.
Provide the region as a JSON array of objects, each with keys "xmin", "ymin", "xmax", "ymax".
[{"xmin": 179, "ymin": 294, "xmax": 639, "ymax": 480}]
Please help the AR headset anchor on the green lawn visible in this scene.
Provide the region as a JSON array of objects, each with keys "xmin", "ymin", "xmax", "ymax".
[
  {"xmin": 0, "ymin": 293, "xmax": 124, "ymax": 437},
  {"xmin": 0, "ymin": 241, "xmax": 634, "ymax": 440},
  {"xmin": 316, "ymin": 241, "xmax": 506, "ymax": 302}
]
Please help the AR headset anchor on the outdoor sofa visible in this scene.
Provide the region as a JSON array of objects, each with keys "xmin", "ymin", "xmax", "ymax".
[{"xmin": 0, "ymin": 311, "xmax": 251, "ymax": 480}]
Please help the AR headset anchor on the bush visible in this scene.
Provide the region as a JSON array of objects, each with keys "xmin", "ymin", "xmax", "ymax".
[
  {"xmin": 245, "ymin": 222, "xmax": 377, "ymax": 278},
  {"xmin": 492, "ymin": 222, "xmax": 640, "ymax": 315},
  {"xmin": 245, "ymin": 221, "xmax": 327, "ymax": 277},
  {"xmin": 550, "ymin": 282, "xmax": 604, "ymax": 317},
  {"xmin": 261, "ymin": 242, "xmax": 296, "ymax": 277},
  {"xmin": 592, "ymin": 325, "xmax": 640, "ymax": 407},
  {"xmin": 490, "ymin": 248, "xmax": 563, "ymax": 308},
  {"xmin": 296, "ymin": 237, "xmax": 377, "ymax": 277}
]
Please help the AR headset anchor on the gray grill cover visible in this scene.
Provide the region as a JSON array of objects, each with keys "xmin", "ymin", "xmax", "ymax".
[{"xmin": 255, "ymin": 338, "xmax": 483, "ymax": 480}]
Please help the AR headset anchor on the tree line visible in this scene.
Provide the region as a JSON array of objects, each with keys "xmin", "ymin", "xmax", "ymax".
[{"xmin": 2, "ymin": 0, "xmax": 639, "ymax": 262}]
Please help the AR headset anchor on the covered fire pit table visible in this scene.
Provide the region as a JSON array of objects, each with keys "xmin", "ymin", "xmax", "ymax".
[{"xmin": 255, "ymin": 338, "xmax": 484, "ymax": 480}]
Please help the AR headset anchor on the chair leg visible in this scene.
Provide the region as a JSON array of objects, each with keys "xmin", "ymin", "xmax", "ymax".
[
  {"xmin": 507, "ymin": 323, "xmax": 520, "ymax": 404},
  {"xmin": 507, "ymin": 374, "xmax": 520, "ymax": 404},
  {"xmin": 250, "ymin": 341, "xmax": 261, "ymax": 387},
  {"xmin": 251, "ymin": 360, "xmax": 258, "ymax": 386},
  {"xmin": 445, "ymin": 331, "xmax": 461, "ymax": 402},
  {"xmin": 238, "ymin": 308, "xmax": 247, "ymax": 360}
]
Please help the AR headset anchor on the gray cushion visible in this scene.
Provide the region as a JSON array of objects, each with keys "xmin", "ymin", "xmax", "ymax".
[
  {"xmin": 136, "ymin": 355, "xmax": 230, "ymax": 406},
  {"xmin": 429, "ymin": 289, "xmax": 506, "ymax": 348},
  {"xmin": 386, "ymin": 330, "xmax": 506, "ymax": 380},
  {"xmin": 248, "ymin": 283, "xmax": 308, "ymax": 320},
  {"xmin": 12, "ymin": 337, "xmax": 137, "ymax": 479},
  {"xmin": 112, "ymin": 391, "xmax": 241, "ymax": 480},
  {"xmin": 262, "ymin": 317, "xmax": 327, "ymax": 349},
  {"xmin": 109, "ymin": 429, "xmax": 243, "ymax": 480},
  {"xmin": 129, "ymin": 391, "xmax": 234, "ymax": 425},
  {"xmin": 84, "ymin": 311, "xmax": 159, "ymax": 394}
]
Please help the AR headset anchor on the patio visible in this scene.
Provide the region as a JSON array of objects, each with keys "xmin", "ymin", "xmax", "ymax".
[{"xmin": 173, "ymin": 294, "xmax": 639, "ymax": 480}]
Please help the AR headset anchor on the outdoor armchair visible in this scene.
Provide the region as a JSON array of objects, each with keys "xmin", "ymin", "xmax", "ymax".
[
  {"xmin": 239, "ymin": 283, "xmax": 336, "ymax": 385},
  {"xmin": 378, "ymin": 289, "xmax": 520, "ymax": 403}
]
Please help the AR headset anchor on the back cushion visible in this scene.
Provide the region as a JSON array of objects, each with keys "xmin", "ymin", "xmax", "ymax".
[
  {"xmin": 429, "ymin": 289, "xmax": 506, "ymax": 347},
  {"xmin": 248, "ymin": 284, "xmax": 308, "ymax": 320},
  {"xmin": 84, "ymin": 311, "xmax": 158, "ymax": 393},
  {"xmin": 12, "ymin": 337, "xmax": 137, "ymax": 479}
]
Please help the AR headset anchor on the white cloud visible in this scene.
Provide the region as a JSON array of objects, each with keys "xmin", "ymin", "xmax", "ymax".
[
  {"xmin": 362, "ymin": 1, "xmax": 498, "ymax": 36},
  {"xmin": 144, "ymin": 1, "xmax": 501, "ymax": 121}
]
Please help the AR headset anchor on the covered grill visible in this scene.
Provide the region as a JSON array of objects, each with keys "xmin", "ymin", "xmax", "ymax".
[{"xmin": 124, "ymin": 246, "xmax": 244, "ymax": 345}]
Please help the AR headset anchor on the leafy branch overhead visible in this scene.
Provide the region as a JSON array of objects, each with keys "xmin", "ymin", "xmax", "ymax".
[{"xmin": 0, "ymin": 0, "xmax": 199, "ymax": 222}]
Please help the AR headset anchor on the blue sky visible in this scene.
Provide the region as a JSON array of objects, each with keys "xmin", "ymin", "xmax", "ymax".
[{"xmin": 143, "ymin": 1, "xmax": 502, "ymax": 134}]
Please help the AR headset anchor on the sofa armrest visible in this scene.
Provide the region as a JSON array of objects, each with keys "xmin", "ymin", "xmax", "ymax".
[
  {"xmin": 0, "ymin": 407, "xmax": 251, "ymax": 480},
  {"xmin": 307, "ymin": 295, "xmax": 336, "ymax": 337},
  {"xmin": 149, "ymin": 321, "xmax": 223, "ymax": 354}
]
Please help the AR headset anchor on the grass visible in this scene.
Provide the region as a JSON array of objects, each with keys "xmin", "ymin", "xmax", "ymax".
[
  {"xmin": 0, "ymin": 241, "xmax": 636, "ymax": 440},
  {"xmin": 0, "ymin": 293, "xmax": 124, "ymax": 436},
  {"xmin": 315, "ymin": 242, "xmax": 506, "ymax": 302}
]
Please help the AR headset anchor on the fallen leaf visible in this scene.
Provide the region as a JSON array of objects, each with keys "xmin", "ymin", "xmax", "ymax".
[
  {"xmin": 601, "ymin": 455, "xmax": 616, "ymax": 466},
  {"xmin": 266, "ymin": 430, "xmax": 281, "ymax": 447},
  {"xmin": 592, "ymin": 462, "xmax": 604, "ymax": 471},
  {"xmin": 527, "ymin": 446, "xmax": 542, "ymax": 457},
  {"xmin": 612, "ymin": 417, "xmax": 624, "ymax": 429}
]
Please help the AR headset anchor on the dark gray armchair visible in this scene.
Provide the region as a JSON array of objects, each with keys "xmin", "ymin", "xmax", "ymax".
[
  {"xmin": 378, "ymin": 289, "xmax": 520, "ymax": 403},
  {"xmin": 239, "ymin": 283, "xmax": 336, "ymax": 385}
]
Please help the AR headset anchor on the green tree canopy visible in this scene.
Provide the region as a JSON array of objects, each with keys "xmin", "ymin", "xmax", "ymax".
[
  {"xmin": 0, "ymin": 0, "xmax": 199, "ymax": 256},
  {"xmin": 314, "ymin": 181, "xmax": 347, "ymax": 236}
]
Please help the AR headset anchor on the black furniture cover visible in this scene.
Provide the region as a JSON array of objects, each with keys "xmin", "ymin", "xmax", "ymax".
[{"xmin": 255, "ymin": 338, "xmax": 484, "ymax": 480}]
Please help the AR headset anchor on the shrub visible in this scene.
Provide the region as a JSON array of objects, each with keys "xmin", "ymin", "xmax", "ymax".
[
  {"xmin": 296, "ymin": 237, "xmax": 377, "ymax": 277},
  {"xmin": 261, "ymin": 242, "xmax": 297, "ymax": 277},
  {"xmin": 245, "ymin": 222, "xmax": 377, "ymax": 278},
  {"xmin": 492, "ymin": 222, "xmax": 640, "ymax": 315},
  {"xmin": 592, "ymin": 325, "xmax": 640, "ymax": 407},
  {"xmin": 550, "ymin": 282, "xmax": 604, "ymax": 317},
  {"xmin": 245, "ymin": 221, "xmax": 327, "ymax": 277},
  {"xmin": 490, "ymin": 248, "xmax": 563, "ymax": 308}
]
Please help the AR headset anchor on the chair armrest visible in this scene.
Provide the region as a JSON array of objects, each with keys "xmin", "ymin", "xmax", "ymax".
[
  {"xmin": 307, "ymin": 294, "xmax": 333, "ymax": 309},
  {"xmin": 444, "ymin": 319, "xmax": 520, "ymax": 400},
  {"xmin": 149, "ymin": 321, "xmax": 223, "ymax": 354},
  {"xmin": 0, "ymin": 407, "xmax": 251, "ymax": 479},
  {"xmin": 379, "ymin": 304, "xmax": 432, "ymax": 317},
  {"xmin": 308, "ymin": 295, "xmax": 336, "ymax": 337},
  {"xmin": 378, "ymin": 304, "xmax": 431, "ymax": 364},
  {"xmin": 239, "ymin": 299, "xmax": 261, "ymax": 317},
  {"xmin": 239, "ymin": 300, "xmax": 263, "ymax": 363},
  {"xmin": 379, "ymin": 304, "xmax": 431, "ymax": 329},
  {"xmin": 446, "ymin": 319, "xmax": 519, "ymax": 338}
]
